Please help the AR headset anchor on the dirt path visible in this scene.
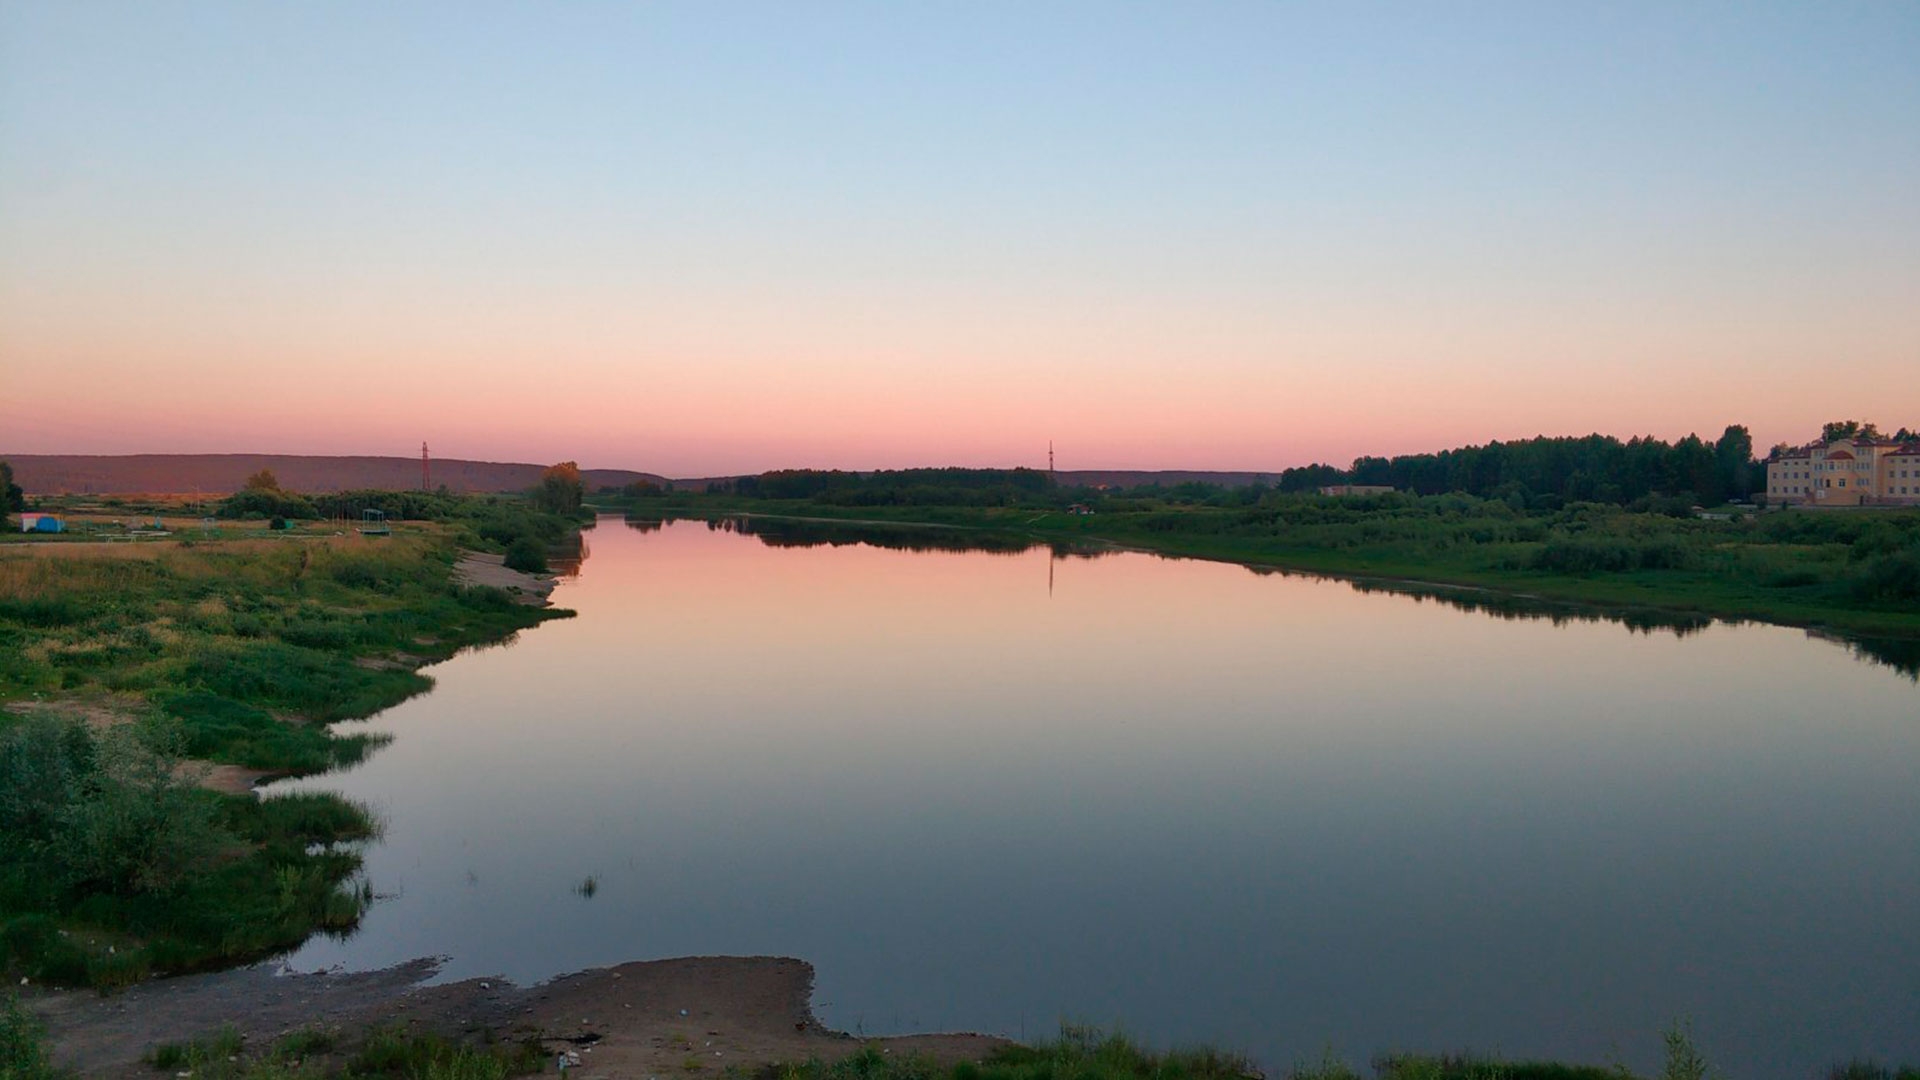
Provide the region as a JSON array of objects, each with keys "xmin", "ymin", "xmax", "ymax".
[
  {"xmin": 32, "ymin": 956, "xmax": 1007, "ymax": 1078},
  {"xmin": 454, "ymin": 551, "xmax": 557, "ymax": 605}
]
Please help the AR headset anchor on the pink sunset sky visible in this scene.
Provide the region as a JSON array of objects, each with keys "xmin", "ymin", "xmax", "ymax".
[{"xmin": 3, "ymin": 4, "xmax": 1916, "ymax": 476}]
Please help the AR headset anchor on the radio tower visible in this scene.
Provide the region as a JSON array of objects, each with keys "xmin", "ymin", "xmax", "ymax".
[
  {"xmin": 421, "ymin": 442, "xmax": 430, "ymax": 491},
  {"xmin": 1048, "ymin": 441, "xmax": 1055, "ymax": 478}
]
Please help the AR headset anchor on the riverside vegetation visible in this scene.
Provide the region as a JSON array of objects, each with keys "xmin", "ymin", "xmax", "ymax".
[
  {"xmin": 0, "ymin": 475, "xmax": 583, "ymax": 992},
  {"xmin": 605, "ymin": 468, "xmax": 1920, "ymax": 658}
]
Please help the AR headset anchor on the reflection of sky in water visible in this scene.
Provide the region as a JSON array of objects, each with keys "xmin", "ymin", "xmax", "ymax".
[{"xmin": 278, "ymin": 518, "xmax": 1920, "ymax": 1078}]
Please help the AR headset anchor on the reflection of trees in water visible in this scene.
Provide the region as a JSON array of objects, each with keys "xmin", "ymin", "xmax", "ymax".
[
  {"xmin": 1833, "ymin": 635, "xmax": 1920, "ymax": 681},
  {"xmin": 1328, "ymin": 573, "xmax": 1712, "ymax": 637},
  {"xmin": 547, "ymin": 533, "xmax": 588, "ymax": 578},
  {"xmin": 673, "ymin": 514, "xmax": 1114, "ymax": 559},
  {"xmin": 1254, "ymin": 566, "xmax": 1920, "ymax": 680},
  {"xmin": 621, "ymin": 513, "xmax": 1919, "ymax": 681}
]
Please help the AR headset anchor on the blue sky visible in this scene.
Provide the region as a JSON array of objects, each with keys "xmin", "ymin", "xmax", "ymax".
[{"xmin": 3, "ymin": 2, "xmax": 1916, "ymax": 472}]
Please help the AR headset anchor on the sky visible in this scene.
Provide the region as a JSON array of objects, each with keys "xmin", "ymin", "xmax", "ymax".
[{"xmin": 2, "ymin": 2, "xmax": 1917, "ymax": 475}]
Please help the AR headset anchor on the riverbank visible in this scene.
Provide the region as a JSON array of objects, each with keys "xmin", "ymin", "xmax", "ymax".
[
  {"xmin": 0, "ymin": 523, "xmax": 576, "ymax": 990},
  {"xmin": 18, "ymin": 952, "xmax": 1813, "ymax": 1080},
  {"xmin": 606, "ymin": 496, "xmax": 1920, "ymax": 650},
  {"xmin": 28, "ymin": 955, "xmax": 1009, "ymax": 1078}
]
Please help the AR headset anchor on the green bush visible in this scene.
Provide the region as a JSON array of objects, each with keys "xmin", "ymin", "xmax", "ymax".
[
  {"xmin": 217, "ymin": 489, "xmax": 319, "ymax": 520},
  {"xmin": 1531, "ymin": 538, "xmax": 1692, "ymax": 574},
  {"xmin": 502, "ymin": 538, "xmax": 548, "ymax": 574},
  {"xmin": 1850, "ymin": 548, "xmax": 1920, "ymax": 604}
]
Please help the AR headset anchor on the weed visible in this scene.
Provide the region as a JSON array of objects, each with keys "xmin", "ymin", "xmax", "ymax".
[
  {"xmin": 147, "ymin": 1024, "xmax": 245, "ymax": 1071},
  {"xmin": 1659, "ymin": 1022, "xmax": 1711, "ymax": 1080},
  {"xmin": 0, "ymin": 989, "xmax": 67, "ymax": 1079},
  {"xmin": 272, "ymin": 1027, "xmax": 337, "ymax": 1061}
]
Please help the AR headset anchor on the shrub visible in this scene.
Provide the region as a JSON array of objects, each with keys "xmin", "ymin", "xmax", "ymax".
[
  {"xmin": 502, "ymin": 538, "xmax": 548, "ymax": 574},
  {"xmin": 1531, "ymin": 539, "xmax": 1692, "ymax": 574},
  {"xmin": 1850, "ymin": 548, "xmax": 1920, "ymax": 604},
  {"xmin": 54, "ymin": 723, "xmax": 229, "ymax": 897},
  {"xmin": 217, "ymin": 489, "xmax": 319, "ymax": 521}
]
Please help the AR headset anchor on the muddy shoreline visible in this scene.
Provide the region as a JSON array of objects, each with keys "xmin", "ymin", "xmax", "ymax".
[{"xmin": 32, "ymin": 955, "xmax": 1008, "ymax": 1078}]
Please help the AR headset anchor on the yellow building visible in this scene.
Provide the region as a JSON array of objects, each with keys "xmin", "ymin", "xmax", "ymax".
[{"xmin": 1767, "ymin": 436, "xmax": 1920, "ymax": 506}]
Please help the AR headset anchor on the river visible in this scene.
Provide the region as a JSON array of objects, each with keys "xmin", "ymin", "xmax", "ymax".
[{"xmin": 276, "ymin": 515, "xmax": 1920, "ymax": 1078}]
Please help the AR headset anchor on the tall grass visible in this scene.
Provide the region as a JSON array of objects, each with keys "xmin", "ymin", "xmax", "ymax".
[
  {"xmin": 0, "ymin": 715, "xmax": 380, "ymax": 988},
  {"xmin": 1, "ymin": 988, "xmax": 68, "ymax": 1079}
]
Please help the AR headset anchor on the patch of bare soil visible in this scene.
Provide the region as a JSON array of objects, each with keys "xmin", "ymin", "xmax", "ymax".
[
  {"xmin": 33, "ymin": 956, "xmax": 1008, "ymax": 1078},
  {"xmin": 191, "ymin": 763, "xmax": 274, "ymax": 795},
  {"xmin": 4, "ymin": 697, "xmax": 146, "ymax": 732},
  {"xmin": 454, "ymin": 552, "xmax": 557, "ymax": 606}
]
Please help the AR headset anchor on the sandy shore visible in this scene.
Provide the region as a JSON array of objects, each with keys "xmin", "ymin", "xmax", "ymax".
[
  {"xmin": 454, "ymin": 551, "xmax": 559, "ymax": 605},
  {"xmin": 33, "ymin": 955, "xmax": 1009, "ymax": 1078}
]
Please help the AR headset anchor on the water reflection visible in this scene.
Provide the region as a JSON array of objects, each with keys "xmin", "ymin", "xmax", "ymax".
[
  {"xmin": 631, "ymin": 512, "xmax": 1919, "ymax": 677},
  {"xmin": 284, "ymin": 517, "xmax": 1920, "ymax": 1079},
  {"xmin": 1306, "ymin": 573, "xmax": 1712, "ymax": 637},
  {"xmin": 546, "ymin": 532, "xmax": 589, "ymax": 579},
  {"xmin": 644, "ymin": 512, "xmax": 1110, "ymax": 559}
]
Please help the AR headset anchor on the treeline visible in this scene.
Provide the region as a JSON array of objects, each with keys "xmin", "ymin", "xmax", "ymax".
[
  {"xmin": 636, "ymin": 429, "xmax": 1772, "ymax": 512},
  {"xmin": 725, "ymin": 467, "xmax": 1056, "ymax": 506},
  {"xmin": 1273, "ymin": 427, "xmax": 1762, "ymax": 508},
  {"xmin": 631, "ymin": 421, "xmax": 1916, "ymax": 515}
]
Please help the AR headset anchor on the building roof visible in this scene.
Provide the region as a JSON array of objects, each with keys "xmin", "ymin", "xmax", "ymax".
[{"xmin": 1825, "ymin": 450, "xmax": 1856, "ymax": 460}]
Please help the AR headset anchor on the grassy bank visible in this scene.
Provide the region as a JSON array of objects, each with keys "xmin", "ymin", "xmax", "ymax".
[
  {"xmin": 0, "ymin": 518, "xmax": 572, "ymax": 989},
  {"xmin": 604, "ymin": 491, "xmax": 1920, "ymax": 654}
]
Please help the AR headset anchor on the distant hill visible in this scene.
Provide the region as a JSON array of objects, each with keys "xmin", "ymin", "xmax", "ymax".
[
  {"xmin": 3, "ymin": 455, "xmax": 1277, "ymax": 497},
  {"xmin": 3, "ymin": 454, "xmax": 668, "ymax": 496}
]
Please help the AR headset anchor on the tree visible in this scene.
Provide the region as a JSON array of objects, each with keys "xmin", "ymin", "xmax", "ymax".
[
  {"xmin": 535, "ymin": 461, "xmax": 583, "ymax": 514},
  {"xmin": 1714, "ymin": 424, "xmax": 1756, "ymax": 499},
  {"xmin": 0, "ymin": 460, "xmax": 22, "ymax": 525},
  {"xmin": 244, "ymin": 468, "xmax": 281, "ymax": 492}
]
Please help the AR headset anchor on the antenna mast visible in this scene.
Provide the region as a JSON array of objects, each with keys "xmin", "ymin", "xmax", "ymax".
[
  {"xmin": 1049, "ymin": 440, "xmax": 1055, "ymax": 478},
  {"xmin": 421, "ymin": 442, "xmax": 430, "ymax": 491}
]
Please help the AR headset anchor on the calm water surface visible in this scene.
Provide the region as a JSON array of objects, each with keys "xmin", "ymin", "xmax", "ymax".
[{"xmin": 278, "ymin": 517, "xmax": 1920, "ymax": 1078}]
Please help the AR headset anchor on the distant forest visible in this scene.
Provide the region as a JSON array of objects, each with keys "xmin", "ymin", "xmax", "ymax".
[
  {"xmin": 1297, "ymin": 420, "xmax": 1914, "ymax": 507},
  {"xmin": 1286, "ymin": 426, "xmax": 1762, "ymax": 506},
  {"xmin": 678, "ymin": 421, "xmax": 1915, "ymax": 512}
]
